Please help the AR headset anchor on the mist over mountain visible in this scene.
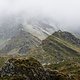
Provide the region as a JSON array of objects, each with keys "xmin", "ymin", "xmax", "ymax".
[
  {"xmin": 0, "ymin": 0, "xmax": 80, "ymax": 36},
  {"xmin": 0, "ymin": 14, "xmax": 80, "ymax": 41},
  {"xmin": 0, "ymin": 15, "xmax": 59, "ymax": 40},
  {"xmin": 0, "ymin": 1, "xmax": 80, "ymax": 80}
]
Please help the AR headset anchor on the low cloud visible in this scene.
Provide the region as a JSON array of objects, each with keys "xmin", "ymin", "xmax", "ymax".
[{"xmin": 0, "ymin": 0, "xmax": 80, "ymax": 31}]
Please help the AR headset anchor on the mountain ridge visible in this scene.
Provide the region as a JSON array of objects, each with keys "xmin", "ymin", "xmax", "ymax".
[{"xmin": 0, "ymin": 30, "xmax": 80, "ymax": 80}]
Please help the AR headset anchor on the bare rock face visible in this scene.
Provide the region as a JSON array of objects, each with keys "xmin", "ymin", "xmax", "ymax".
[{"xmin": 0, "ymin": 58, "xmax": 70, "ymax": 80}]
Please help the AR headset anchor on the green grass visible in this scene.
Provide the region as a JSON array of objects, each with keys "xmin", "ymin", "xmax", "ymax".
[
  {"xmin": 0, "ymin": 57, "xmax": 8, "ymax": 67},
  {"xmin": 49, "ymin": 35, "xmax": 80, "ymax": 53},
  {"xmin": 44, "ymin": 59, "xmax": 80, "ymax": 80}
]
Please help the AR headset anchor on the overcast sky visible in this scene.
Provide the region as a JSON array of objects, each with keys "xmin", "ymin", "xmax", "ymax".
[{"xmin": 0, "ymin": 0, "xmax": 80, "ymax": 31}]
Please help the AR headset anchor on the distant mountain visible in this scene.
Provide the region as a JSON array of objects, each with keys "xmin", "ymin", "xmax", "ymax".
[
  {"xmin": 0, "ymin": 16, "xmax": 23, "ymax": 39},
  {"xmin": 0, "ymin": 29, "xmax": 41, "ymax": 55}
]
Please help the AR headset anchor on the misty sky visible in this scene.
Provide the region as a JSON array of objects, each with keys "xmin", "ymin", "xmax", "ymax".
[{"xmin": 0, "ymin": 0, "xmax": 80, "ymax": 31}]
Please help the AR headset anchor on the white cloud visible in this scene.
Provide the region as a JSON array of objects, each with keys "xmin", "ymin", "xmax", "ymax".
[{"xmin": 0, "ymin": 0, "xmax": 80, "ymax": 30}]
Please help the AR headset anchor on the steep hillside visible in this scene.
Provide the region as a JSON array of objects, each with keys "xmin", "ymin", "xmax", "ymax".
[
  {"xmin": 0, "ymin": 30, "xmax": 41, "ymax": 55},
  {"xmin": 26, "ymin": 31, "xmax": 80, "ymax": 64},
  {"xmin": 53, "ymin": 30, "xmax": 80, "ymax": 46},
  {"xmin": 25, "ymin": 31, "xmax": 80, "ymax": 80},
  {"xmin": 0, "ymin": 31, "xmax": 80, "ymax": 80},
  {"xmin": 42, "ymin": 31, "xmax": 80, "ymax": 61},
  {"xmin": 1, "ymin": 30, "xmax": 80, "ymax": 62}
]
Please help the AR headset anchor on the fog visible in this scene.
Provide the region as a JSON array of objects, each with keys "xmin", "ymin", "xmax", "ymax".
[{"xmin": 0, "ymin": 0, "xmax": 80, "ymax": 31}]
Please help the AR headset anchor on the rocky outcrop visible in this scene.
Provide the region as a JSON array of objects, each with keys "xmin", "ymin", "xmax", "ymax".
[{"xmin": 0, "ymin": 58, "xmax": 70, "ymax": 80}]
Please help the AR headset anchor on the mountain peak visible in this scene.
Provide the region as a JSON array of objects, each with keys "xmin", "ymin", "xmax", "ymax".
[{"xmin": 53, "ymin": 31, "xmax": 80, "ymax": 46}]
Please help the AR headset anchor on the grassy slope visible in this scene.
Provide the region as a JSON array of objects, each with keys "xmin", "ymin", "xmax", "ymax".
[
  {"xmin": 25, "ymin": 31, "xmax": 80, "ymax": 64},
  {"xmin": 0, "ymin": 57, "xmax": 8, "ymax": 68},
  {"xmin": 41, "ymin": 32, "xmax": 80, "ymax": 80},
  {"xmin": 42, "ymin": 34, "xmax": 80, "ymax": 61},
  {"xmin": 45, "ymin": 59, "xmax": 80, "ymax": 80},
  {"xmin": 0, "ymin": 31, "xmax": 80, "ymax": 79},
  {"xmin": 26, "ymin": 32, "xmax": 80, "ymax": 80}
]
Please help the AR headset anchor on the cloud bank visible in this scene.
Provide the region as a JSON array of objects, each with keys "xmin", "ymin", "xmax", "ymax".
[{"xmin": 0, "ymin": 0, "xmax": 80, "ymax": 31}]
